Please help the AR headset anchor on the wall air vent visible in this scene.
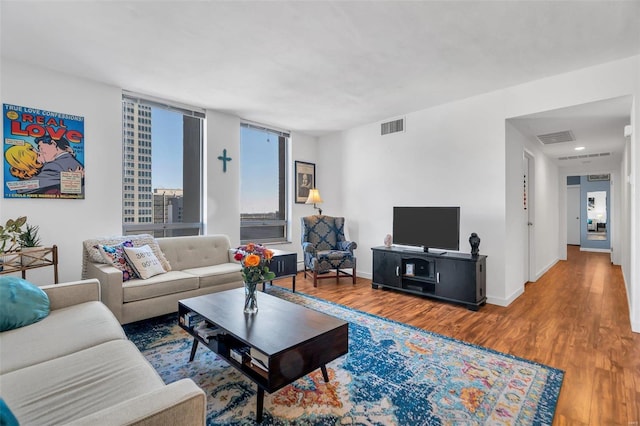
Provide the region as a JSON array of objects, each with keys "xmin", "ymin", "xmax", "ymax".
[
  {"xmin": 536, "ymin": 130, "xmax": 575, "ymax": 144},
  {"xmin": 381, "ymin": 118, "xmax": 405, "ymax": 135}
]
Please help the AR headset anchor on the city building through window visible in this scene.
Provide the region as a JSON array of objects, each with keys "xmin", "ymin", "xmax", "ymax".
[{"xmin": 122, "ymin": 94, "xmax": 204, "ymax": 237}]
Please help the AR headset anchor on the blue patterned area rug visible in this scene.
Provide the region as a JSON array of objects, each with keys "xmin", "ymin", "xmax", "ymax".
[{"xmin": 123, "ymin": 287, "xmax": 563, "ymax": 425}]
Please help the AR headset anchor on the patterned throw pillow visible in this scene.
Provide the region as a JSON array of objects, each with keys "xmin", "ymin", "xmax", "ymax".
[
  {"xmin": 123, "ymin": 245, "xmax": 166, "ymax": 279},
  {"xmin": 84, "ymin": 234, "xmax": 172, "ymax": 271},
  {"xmin": 96, "ymin": 240, "xmax": 139, "ymax": 282}
]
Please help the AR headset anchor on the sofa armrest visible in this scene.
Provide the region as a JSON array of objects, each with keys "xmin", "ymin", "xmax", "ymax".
[
  {"xmin": 66, "ymin": 379, "xmax": 206, "ymax": 426},
  {"xmin": 85, "ymin": 261, "xmax": 125, "ymax": 322},
  {"xmin": 41, "ymin": 279, "xmax": 100, "ymax": 310}
]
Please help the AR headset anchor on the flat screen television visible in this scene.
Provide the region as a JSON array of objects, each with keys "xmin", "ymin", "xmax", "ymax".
[{"xmin": 392, "ymin": 206, "xmax": 460, "ymax": 252}]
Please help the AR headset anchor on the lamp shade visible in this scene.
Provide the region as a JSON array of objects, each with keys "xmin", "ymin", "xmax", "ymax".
[{"xmin": 305, "ymin": 189, "xmax": 323, "ymax": 205}]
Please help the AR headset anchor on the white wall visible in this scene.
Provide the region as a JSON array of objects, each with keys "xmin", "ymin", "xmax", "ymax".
[
  {"xmin": 320, "ymin": 92, "xmax": 509, "ymax": 304},
  {"xmin": 1, "ymin": 59, "xmax": 122, "ymax": 284}
]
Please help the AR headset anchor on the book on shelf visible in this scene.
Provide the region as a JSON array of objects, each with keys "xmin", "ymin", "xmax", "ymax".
[
  {"xmin": 250, "ymin": 347, "xmax": 268, "ymax": 365},
  {"xmin": 180, "ymin": 312, "xmax": 205, "ymax": 328},
  {"xmin": 250, "ymin": 358, "xmax": 269, "ymax": 372},
  {"xmin": 249, "ymin": 347, "xmax": 269, "ymax": 371},
  {"xmin": 194, "ymin": 323, "xmax": 221, "ymax": 342},
  {"xmin": 230, "ymin": 345, "xmax": 250, "ymax": 364}
]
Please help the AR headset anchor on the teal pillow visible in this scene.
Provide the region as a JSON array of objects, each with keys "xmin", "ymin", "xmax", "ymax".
[
  {"xmin": 0, "ymin": 276, "xmax": 50, "ymax": 332},
  {"xmin": 0, "ymin": 398, "xmax": 19, "ymax": 426}
]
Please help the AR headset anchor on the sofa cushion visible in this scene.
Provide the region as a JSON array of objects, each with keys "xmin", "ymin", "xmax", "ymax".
[
  {"xmin": 157, "ymin": 235, "xmax": 232, "ymax": 270},
  {"xmin": 123, "ymin": 244, "xmax": 167, "ymax": 279},
  {"xmin": 123, "ymin": 271, "xmax": 199, "ymax": 303},
  {"xmin": 0, "ymin": 301, "xmax": 126, "ymax": 374},
  {"xmin": 0, "ymin": 277, "xmax": 50, "ymax": 332},
  {"xmin": 97, "ymin": 240, "xmax": 139, "ymax": 282},
  {"xmin": 0, "ymin": 340, "xmax": 164, "ymax": 425},
  {"xmin": 182, "ymin": 263, "xmax": 243, "ymax": 288}
]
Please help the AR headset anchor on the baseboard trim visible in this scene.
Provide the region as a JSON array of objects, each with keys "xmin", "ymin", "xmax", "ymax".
[
  {"xmin": 535, "ymin": 258, "xmax": 559, "ymax": 282},
  {"xmin": 487, "ymin": 286, "xmax": 524, "ymax": 307},
  {"xmin": 579, "ymin": 247, "xmax": 611, "ymax": 253}
]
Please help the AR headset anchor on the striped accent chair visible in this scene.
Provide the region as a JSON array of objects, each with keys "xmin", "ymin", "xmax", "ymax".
[{"xmin": 301, "ymin": 215, "xmax": 357, "ymax": 287}]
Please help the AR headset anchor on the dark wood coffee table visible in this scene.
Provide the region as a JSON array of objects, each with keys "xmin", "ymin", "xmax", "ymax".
[{"xmin": 178, "ymin": 288, "xmax": 349, "ymax": 422}]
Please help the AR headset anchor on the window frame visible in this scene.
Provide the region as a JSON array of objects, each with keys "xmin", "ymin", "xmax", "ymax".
[{"xmin": 239, "ymin": 122, "xmax": 289, "ymax": 244}]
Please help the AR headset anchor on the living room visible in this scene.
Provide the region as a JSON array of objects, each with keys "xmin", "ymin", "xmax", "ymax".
[
  {"xmin": 1, "ymin": 1, "xmax": 640, "ymax": 424},
  {"xmin": 2, "ymin": 2, "xmax": 639, "ymax": 331}
]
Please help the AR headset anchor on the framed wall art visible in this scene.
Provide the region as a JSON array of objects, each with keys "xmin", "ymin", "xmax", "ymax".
[
  {"xmin": 294, "ymin": 161, "xmax": 315, "ymax": 203},
  {"xmin": 3, "ymin": 103, "xmax": 85, "ymax": 199}
]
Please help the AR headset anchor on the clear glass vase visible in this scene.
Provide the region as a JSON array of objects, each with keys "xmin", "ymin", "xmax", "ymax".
[{"xmin": 244, "ymin": 281, "xmax": 258, "ymax": 314}]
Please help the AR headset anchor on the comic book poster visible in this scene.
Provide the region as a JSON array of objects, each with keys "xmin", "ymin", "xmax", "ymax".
[{"xmin": 3, "ymin": 104, "xmax": 85, "ymax": 199}]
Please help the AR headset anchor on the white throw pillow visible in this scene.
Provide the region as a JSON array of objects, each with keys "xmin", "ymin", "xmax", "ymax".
[{"xmin": 123, "ymin": 245, "xmax": 166, "ymax": 279}]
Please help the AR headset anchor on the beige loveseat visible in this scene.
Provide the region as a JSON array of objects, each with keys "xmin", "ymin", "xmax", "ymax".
[
  {"xmin": 83, "ymin": 234, "xmax": 243, "ymax": 324},
  {"xmin": 0, "ymin": 279, "xmax": 205, "ymax": 425}
]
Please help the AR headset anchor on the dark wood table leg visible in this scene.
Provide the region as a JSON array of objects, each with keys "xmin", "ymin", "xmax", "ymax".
[
  {"xmin": 256, "ymin": 387, "xmax": 265, "ymax": 422},
  {"xmin": 189, "ymin": 338, "xmax": 199, "ymax": 362},
  {"xmin": 292, "ymin": 274, "xmax": 296, "ymax": 292},
  {"xmin": 321, "ymin": 365, "xmax": 329, "ymax": 382}
]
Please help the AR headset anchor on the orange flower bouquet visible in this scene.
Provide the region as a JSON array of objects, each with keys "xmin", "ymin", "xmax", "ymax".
[{"xmin": 234, "ymin": 243, "xmax": 276, "ymax": 313}]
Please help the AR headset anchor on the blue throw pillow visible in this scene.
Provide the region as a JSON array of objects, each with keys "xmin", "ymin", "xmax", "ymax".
[
  {"xmin": 0, "ymin": 398, "xmax": 19, "ymax": 426},
  {"xmin": 0, "ymin": 276, "xmax": 50, "ymax": 332}
]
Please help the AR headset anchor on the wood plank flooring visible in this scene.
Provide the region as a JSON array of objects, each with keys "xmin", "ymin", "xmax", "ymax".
[{"xmin": 271, "ymin": 246, "xmax": 639, "ymax": 425}]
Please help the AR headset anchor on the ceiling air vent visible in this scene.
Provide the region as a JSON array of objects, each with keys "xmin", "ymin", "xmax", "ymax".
[
  {"xmin": 381, "ymin": 118, "xmax": 404, "ymax": 135},
  {"xmin": 536, "ymin": 130, "xmax": 575, "ymax": 144},
  {"xmin": 558, "ymin": 152, "xmax": 611, "ymax": 161}
]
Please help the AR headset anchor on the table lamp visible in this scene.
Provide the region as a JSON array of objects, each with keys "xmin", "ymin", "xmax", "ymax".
[{"xmin": 305, "ymin": 189, "xmax": 323, "ymax": 215}]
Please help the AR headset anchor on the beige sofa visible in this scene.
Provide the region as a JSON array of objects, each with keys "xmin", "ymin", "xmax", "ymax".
[
  {"xmin": 0, "ymin": 279, "xmax": 206, "ymax": 425},
  {"xmin": 83, "ymin": 234, "xmax": 244, "ymax": 324}
]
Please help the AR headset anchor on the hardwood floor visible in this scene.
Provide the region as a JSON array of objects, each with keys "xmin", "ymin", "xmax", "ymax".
[{"xmin": 273, "ymin": 246, "xmax": 639, "ymax": 425}]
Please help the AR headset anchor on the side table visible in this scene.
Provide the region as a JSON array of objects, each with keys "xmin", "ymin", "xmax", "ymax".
[
  {"xmin": 0, "ymin": 245, "xmax": 59, "ymax": 283},
  {"xmin": 262, "ymin": 249, "xmax": 297, "ymax": 292}
]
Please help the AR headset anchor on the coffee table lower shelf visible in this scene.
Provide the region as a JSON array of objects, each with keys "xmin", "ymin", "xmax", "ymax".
[{"xmin": 178, "ymin": 289, "xmax": 348, "ymax": 423}]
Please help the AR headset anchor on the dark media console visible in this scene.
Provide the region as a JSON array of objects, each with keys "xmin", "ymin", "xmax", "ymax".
[{"xmin": 371, "ymin": 246, "xmax": 487, "ymax": 310}]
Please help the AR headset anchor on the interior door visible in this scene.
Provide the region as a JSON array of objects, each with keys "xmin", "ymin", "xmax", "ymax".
[{"xmin": 567, "ymin": 186, "xmax": 581, "ymax": 245}]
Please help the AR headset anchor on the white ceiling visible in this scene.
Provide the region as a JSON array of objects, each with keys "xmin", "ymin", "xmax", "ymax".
[
  {"xmin": 508, "ymin": 95, "xmax": 633, "ymax": 172},
  {"xmin": 1, "ymin": 1, "xmax": 639, "ymax": 159}
]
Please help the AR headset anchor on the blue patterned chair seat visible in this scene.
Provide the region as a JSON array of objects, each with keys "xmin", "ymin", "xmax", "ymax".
[{"xmin": 301, "ymin": 215, "xmax": 357, "ymax": 287}]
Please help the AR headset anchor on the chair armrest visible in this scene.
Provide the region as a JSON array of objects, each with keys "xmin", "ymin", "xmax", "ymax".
[
  {"xmin": 85, "ymin": 261, "xmax": 125, "ymax": 322},
  {"xmin": 41, "ymin": 279, "xmax": 100, "ymax": 310},
  {"xmin": 338, "ymin": 241, "xmax": 357, "ymax": 252},
  {"xmin": 66, "ymin": 379, "xmax": 206, "ymax": 426},
  {"xmin": 302, "ymin": 242, "xmax": 316, "ymax": 254}
]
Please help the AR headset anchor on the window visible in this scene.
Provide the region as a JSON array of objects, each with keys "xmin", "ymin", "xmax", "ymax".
[
  {"xmin": 240, "ymin": 123, "xmax": 288, "ymax": 243},
  {"xmin": 122, "ymin": 94, "xmax": 205, "ymax": 237}
]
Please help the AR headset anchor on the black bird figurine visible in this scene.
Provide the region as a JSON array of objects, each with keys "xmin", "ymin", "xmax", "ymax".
[{"xmin": 469, "ymin": 233, "xmax": 481, "ymax": 256}]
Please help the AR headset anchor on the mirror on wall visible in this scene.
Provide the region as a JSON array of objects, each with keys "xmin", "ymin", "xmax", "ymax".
[{"xmin": 586, "ymin": 190, "xmax": 607, "ymax": 240}]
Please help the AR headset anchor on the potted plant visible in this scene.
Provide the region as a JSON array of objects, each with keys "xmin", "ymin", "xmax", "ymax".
[
  {"xmin": 0, "ymin": 216, "xmax": 28, "ymax": 271},
  {"xmin": 20, "ymin": 223, "xmax": 44, "ymax": 266}
]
